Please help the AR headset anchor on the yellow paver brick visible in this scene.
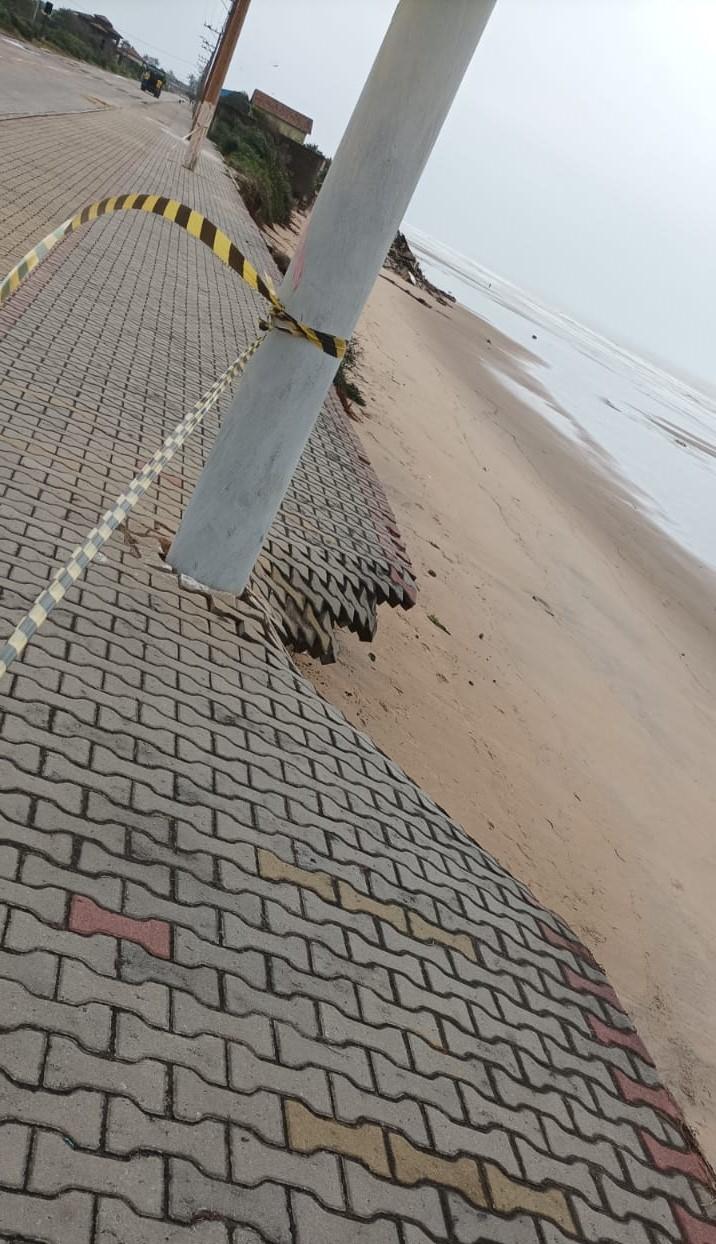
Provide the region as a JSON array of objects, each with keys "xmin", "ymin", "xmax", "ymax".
[
  {"xmin": 338, "ymin": 881, "xmax": 407, "ymax": 932},
  {"xmin": 257, "ymin": 848, "xmax": 335, "ymax": 902},
  {"xmin": 390, "ymin": 1134, "xmax": 487, "ymax": 1207},
  {"xmin": 408, "ymin": 911, "xmax": 477, "ymax": 961},
  {"xmin": 286, "ymin": 1100, "xmax": 390, "ymax": 1177},
  {"xmin": 486, "ymin": 1164, "xmax": 576, "ymax": 1234}
]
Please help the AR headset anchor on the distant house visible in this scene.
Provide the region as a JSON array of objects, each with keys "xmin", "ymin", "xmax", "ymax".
[
  {"xmin": 251, "ymin": 90, "xmax": 313, "ymax": 145},
  {"xmin": 117, "ymin": 40, "xmax": 144, "ymax": 73},
  {"xmin": 66, "ymin": 11, "xmax": 121, "ymax": 57}
]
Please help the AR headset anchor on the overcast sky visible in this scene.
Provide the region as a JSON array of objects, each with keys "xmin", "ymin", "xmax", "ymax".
[{"xmin": 96, "ymin": 0, "xmax": 716, "ymax": 386}]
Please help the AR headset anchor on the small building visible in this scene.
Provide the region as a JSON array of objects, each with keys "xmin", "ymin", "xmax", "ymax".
[
  {"xmin": 250, "ymin": 89, "xmax": 313, "ymax": 145},
  {"xmin": 117, "ymin": 40, "xmax": 144, "ymax": 73},
  {"xmin": 66, "ymin": 12, "xmax": 121, "ymax": 57}
]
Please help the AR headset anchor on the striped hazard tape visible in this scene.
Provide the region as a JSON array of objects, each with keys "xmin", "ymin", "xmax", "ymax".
[
  {"xmin": 0, "ymin": 335, "xmax": 264, "ymax": 681},
  {"xmin": 0, "ymin": 193, "xmax": 346, "ymax": 358}
]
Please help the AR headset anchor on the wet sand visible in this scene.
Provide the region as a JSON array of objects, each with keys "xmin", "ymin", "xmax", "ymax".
[{"xmin": 269, "ymin": 228, "xmax": 716, "ymax": 1158}]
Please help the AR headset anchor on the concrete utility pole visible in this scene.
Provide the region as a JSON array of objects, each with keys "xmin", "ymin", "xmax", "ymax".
[
  {"xmin": 170, "ymin": 0, "xmax": 497, "ymax": 588},
  {"xmin": 184, "ymin": 0, "xmax": 252, "ymax": 171}
]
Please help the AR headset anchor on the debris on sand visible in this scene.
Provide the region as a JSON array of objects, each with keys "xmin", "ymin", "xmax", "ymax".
[{"xmin": 384, "ymin": 231, "xmax": 455, "ymax": 306}]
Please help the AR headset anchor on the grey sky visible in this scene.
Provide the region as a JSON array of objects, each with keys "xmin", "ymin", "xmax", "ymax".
[{"xmin": 96, "ymin": 1, "xmax": 716, "ymax": 386}]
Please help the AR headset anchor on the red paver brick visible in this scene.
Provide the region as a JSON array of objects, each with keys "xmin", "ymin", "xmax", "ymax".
[
  {"xmin": 641, "ymin": 1132, "xmax": 711, "ymax": 1185},
  {"xmin": 564, "ymin": 965, "xmax": 622, "ymax": 1010},
  {"xmin": 540, "ymin": 920, "xmax": 598, "ymax": 966},
  {"xmin": 588, "ymin": 1014, "xmax": 654, "ymax": 1064},
  {"xmin": 672, "ymin": 1204, "xmax": 716, "ymax": 1243},
  {"xmin": 612, "ymin": 1068, "xmax": 683, "ymax": 1122},
  {"xmin": 69, "ymin": 895, "xmax": 170, "ymax": 959}
]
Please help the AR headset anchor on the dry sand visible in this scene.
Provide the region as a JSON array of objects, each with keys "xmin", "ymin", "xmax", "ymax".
[{"xmin": 270, "ymin": 222, "xmax": 716, "ymax": 1158}]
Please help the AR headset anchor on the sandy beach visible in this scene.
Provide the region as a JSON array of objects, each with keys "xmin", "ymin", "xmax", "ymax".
[{"xmin": 264, "ymin": 223, "xmax": 716, "ymax": 1159}]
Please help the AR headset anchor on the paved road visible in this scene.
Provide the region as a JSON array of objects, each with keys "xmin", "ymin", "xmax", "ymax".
[
  {"xmin": 0, "ymin": 33, "xmax": 181, "ymax": 118},
  {"xmin": 0, "ymin": 46, "xmax": 713, "ymax": 1244}
]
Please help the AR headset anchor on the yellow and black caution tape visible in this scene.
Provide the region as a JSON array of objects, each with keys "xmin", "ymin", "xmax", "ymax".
[
  {"xmin": 0, "ymin": 193, "xmax": 346, "ymax": 358},
  {"xmin": 0, "ymin": 335, "xmax": 263, "ymax": 681}
]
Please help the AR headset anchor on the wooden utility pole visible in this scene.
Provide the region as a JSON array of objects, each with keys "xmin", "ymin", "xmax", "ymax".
[
  {"xmin": 170, "ymin": 0, "xmax": 498, "ymax": 589},
  {"xmin": 184, "ymin": 0, "xmax": 252, "ymax": 171}
]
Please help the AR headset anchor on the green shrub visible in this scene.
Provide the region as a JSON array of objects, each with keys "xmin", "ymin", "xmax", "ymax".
[{"xmin": 210, "ymin": 96, "xmax": 293, "ymax": 227}]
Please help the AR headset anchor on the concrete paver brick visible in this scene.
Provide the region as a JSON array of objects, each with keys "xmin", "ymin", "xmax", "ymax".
[
  {"xmin": 427, "ymin": 1105, "xmax": 521, "ymax": 1174},
  {"xmin": 117, "ymin": 1013, "xmax": 227, "ymax": 1084},
  {"xmin": 345, "ymin": 1160, "xmax": 446, "ymax": 1239},
  {"xmin": 443, "ymin": 1017, "xmax": 521, "ymax": 1078},
  {"xmin": 0, "ymin": 1027, "xmax": 46, "ymax": 1085},
  {"xmin": 30, "ymin": 1129, "xmax": 163, "ymax": 1217},
  {"xmin": 390, "ymin": 1132, "xmax": 487, "ymax": 1206},
  {"xmin": 230, "ymin": 1124, "xmax": 343, "ymax": 1208},
  {"xmin": 0, "ymin": 1068, "xmax": 103, "ymax": 1147},
  {"xmin": 108, "ymin": 1096, "xmax": 228, "ymax": 1178},
  {"xmin": 291, "ymin": 1190, "xmax": 401, "ymax": 1244},
  {"xmin": 395, "ymin": 973, "xmax": 473, "ymax": 1031},
  {"xmin": 69, "ymin": 894, "xmax": 170, "ymax": 958},
  {"xmin": 372, "ymin": 1049, "xmax": 463, "ymax": 1118},
  {"xmin": 0, "ymin": 977, "xmax": 111, "ymax": 1051},
  {"xmin": 96, "ymin": 1197, "xmax": 230, "ymax": 1244},
  {"xmin": 223, "ymin": 911, "xmax": 310, "ymax": 971},
  {"xmin": 0, "ymin": 1122, "xmax": 30, "ymax": 1187},
  {"xmin": 229, "ymin": 1041, "xmax": 332, "ymax": 1115},
  {"xmin": 224, "ymin": 968, "xmax": 318, "ymax": 1035},
  {"xmin": 180, "ymin": 870, "xmax": 262, "ymax": 927},
  {"xmin": 0, "ymin": 944, "xmax": 58, "ymax": 998},
  {"xmin": 0, "ymin": 1189, "xmax": 93, "ymax": 1244},
  {"xmin": 80, "ymin": 840, "xmax": 171, "ymax": 896},
  {"xmin": 409, "ymin": 1032, "xmax": 493, "ymax": 1097},
  {"xmin": 338, "ymin": 881, "xmax": 407, "ymax": 932},
  {"xmin": 516, "ymin": 1135, "xmax": 600, "ymax": 1204},
  {"xmin": 332, "ymin": 1073, "xmax": 430, "ymax": 1146},
  {"xmin": 173, "ymin": 990, "xmax": 273, "ymax": 1057},
  {"xmin": 22, "ymin": 850, "xmax": 121, "ymax": 910},
  {"xmin": 319, "ymin": 1001, "xmax": 410, "ymax": 1066},
  {"xmin": 492, "ymin": 1067, "xmax": 572, "ymax": 1129},
  {"xmin": 447, "ymin": 1196, "xmax": 542, "ymax": 1243},
  {"xmin": 347, "ymin": 930, "xmax": 426, "ymax": 987},
  {"xmin": 124, "ymin": 883, "xmax": 217, "ymax": 942},
  {"xmin": 258, "ymin": 847, "xmax": 335, "ymax": 901},
  {"xmin": 45, "ymin": 1034, "xmax": 167, "ymax": 1113},
  {"xmin": 174, "ymin": 1068, "xmax": 285, "ymax": 1144},
  {"xmin": 174, "ymin": 928, "xmax": 266, "ymax": 992},
  {"xmin": 59, "ymin": 958, "xmax": 170, "ymax": 1027},
  {"xmin": 277, "ymin": 1020, "xmax": 373, "ymax": 1087},
  {"xmin": 266, "ymin": 897, "xmax": 347, "ymax": 957},
  {"xmin": 622, "ymin": 1150, "xmax": 701, "ymax": 1214},
  {"xmin": 0, "ymin": 874, "xmax": 67, "ymax": 924},
  {"xmin": 310, "ymin": 941, "xmax": 393, "ymax": 1000},
  {"xmin": 408, "ymin": 910, "xmax": 477, "ymax": 961},
  {"xmin": 570, "ymin": 1098, "xmax": 644, "ymax": 1158},
  {"xmin": 169, "ymin": 1159, "xmax": 291, "ymax": 1243},
  {"xmin": 542, "ymin": 1113, "xmax": 623, "ymax": 1179},
  {"xmin": 120, "ymin": 941, "xmax": 221, "ymax": 1007},
  {"xmin": 272, "ymin": 955, "xmax": 359, "ymax": 1017},
  {"xmin": 602, "ymin": 1174, "xmax": 679, "ymax": 1237},
  {"xmin": 486, "ymin": 1163, "xmax": 576, "ymax": 1233},
  {"xmin": 358, "ymin": 985, "xmax": 442, "ymax": 1045},
  {"xmin": 286, "ymin": 1098, "xmax": 390, "ymax": 1176},
  {"xmin": 573, "ymin": 1199, "xmax": 652, "ymax": 1244},
  {"xmin": 302, "ymin": 888, "xmax": 378, "ymax": 942}
]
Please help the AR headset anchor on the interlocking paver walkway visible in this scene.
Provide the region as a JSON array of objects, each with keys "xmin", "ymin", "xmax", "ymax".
[{"xmin": 0, "ymin": 82, "xmax": 713, "ymax": 1244}]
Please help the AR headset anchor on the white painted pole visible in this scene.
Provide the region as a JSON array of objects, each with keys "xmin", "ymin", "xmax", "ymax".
[{"xmin": 169, "ymin": 0, "xmax": 497, "ymax": 590}]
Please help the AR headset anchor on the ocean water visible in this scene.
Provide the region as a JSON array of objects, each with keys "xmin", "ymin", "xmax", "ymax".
[{"xmin": 407, "ymin": 227, "xmax": 716, "ymax": 575}]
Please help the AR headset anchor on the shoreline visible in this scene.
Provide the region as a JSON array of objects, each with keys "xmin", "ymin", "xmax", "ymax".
[{"xmin": 287, "ymin": 251, "xmax": 716, "ymax": 1160}]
